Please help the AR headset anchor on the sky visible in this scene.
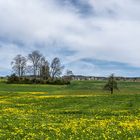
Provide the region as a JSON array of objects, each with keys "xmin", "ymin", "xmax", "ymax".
[{"xmin": 0, "ymin": 0, "xmax": 140, "ymax": 77}]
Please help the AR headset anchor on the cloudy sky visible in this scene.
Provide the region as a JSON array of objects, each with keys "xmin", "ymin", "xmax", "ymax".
[{"xmin": 0, "ymin": 0, "xmax": 140, "ymax": 76}]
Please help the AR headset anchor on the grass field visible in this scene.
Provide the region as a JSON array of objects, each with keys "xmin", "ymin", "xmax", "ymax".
[{"xmin": 0, "ymin": 80, "xmax": 140, "ymax": 139}]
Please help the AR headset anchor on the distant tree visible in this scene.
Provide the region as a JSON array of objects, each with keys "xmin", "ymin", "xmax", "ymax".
[
  {"xmin": 64, "ymin": 70, "xmax": 73, "ymax": 81},
  {"xmin": 50, "ymin": 57, "xmax": 64, "ymax": 80},
  {"xmin": 66, "ymin": 70, "xmax": 73, "ymax": 76},
  {"xmin": 39, "ymin": 57, "xmax": 50, "ymax": 80},
  {"xmin": 28, "ymin": 50, "xmax": 43, "ymax": 78},
  {"xmin": 11, "ymin": 55, "xmax": 27, "ymax": 77},
  {"xmin": 104, "ymin": 74, "xmax": 118, "ymax": 94}
]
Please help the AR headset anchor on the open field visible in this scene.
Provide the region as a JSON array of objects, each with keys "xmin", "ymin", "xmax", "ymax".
[{"xmin": 0, "ymin": 81, "xmax": 140, "ymax": 139}]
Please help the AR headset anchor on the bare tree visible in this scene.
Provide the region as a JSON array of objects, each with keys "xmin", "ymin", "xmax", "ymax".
[
  {"xmin": 28, "ymin": 50, "xmax": 43, "ymax": 78},
  {"xmin": 25, "ymin": 65, "xmax": 33, "ymax": 76},
  {"xmin": 11, "ymin": 55, "xmax": 27, "ymax": 77},
  {"xmin": 64, "ymin": 69, "xmax": 73, "ymax": 81},
  {"xmin": 39, "ymin": 57, "xmax": 50, "ymax": 80},
  {"xmin": 66, "ymin": 70, "xmax": 73, "ymax": 76},
  {"xmin": 50, "ymin": 57, "xmax": 64, "ymax": 80}
]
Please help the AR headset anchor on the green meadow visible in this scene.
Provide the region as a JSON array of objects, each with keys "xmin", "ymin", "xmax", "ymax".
[{"xmin": 0, "ymin": 80, "xmax": 140, "ymax": 139}]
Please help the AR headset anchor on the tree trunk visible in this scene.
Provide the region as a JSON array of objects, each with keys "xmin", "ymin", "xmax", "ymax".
[{"xmin": 111, "ymin": 88, "xmax": 113, "ymax": 94}]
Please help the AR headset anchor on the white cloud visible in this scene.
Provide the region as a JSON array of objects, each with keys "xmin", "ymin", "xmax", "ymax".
[{"xmin": 0, "ymin": 0, "xmax": 140, "ymax": 75}]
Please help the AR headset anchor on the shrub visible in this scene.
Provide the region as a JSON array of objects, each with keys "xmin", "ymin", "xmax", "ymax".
[
  {"xmin": 7, "ymin": 74, "xmax": 20, "ymax": 84},
  {"xmin": 7, "ymin": 75, "xmax": 70, "ymax": 85}
]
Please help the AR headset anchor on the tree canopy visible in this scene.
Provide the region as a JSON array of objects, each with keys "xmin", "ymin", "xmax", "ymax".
[{"xmin": 104, "ymin": 74, "xmax": 118, "ymax": 94}]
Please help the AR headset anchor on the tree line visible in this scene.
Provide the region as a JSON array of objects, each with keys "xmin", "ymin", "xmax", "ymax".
[
  {"xmin": 7, "ymin": 50, "xmax": 119, "ymax": 94},
  {"xmin": 8, "ymin": 50, "xmax": 72, "ymax": 84}
]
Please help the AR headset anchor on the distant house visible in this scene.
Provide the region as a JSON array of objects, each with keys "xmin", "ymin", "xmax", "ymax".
[
  {"xmin": 67, "ymin": 75, "xmax": 140, "ymax": 82},
  {"xmin": 70, "ymin": 75, "xmax": 107, "ymax": 81}
]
